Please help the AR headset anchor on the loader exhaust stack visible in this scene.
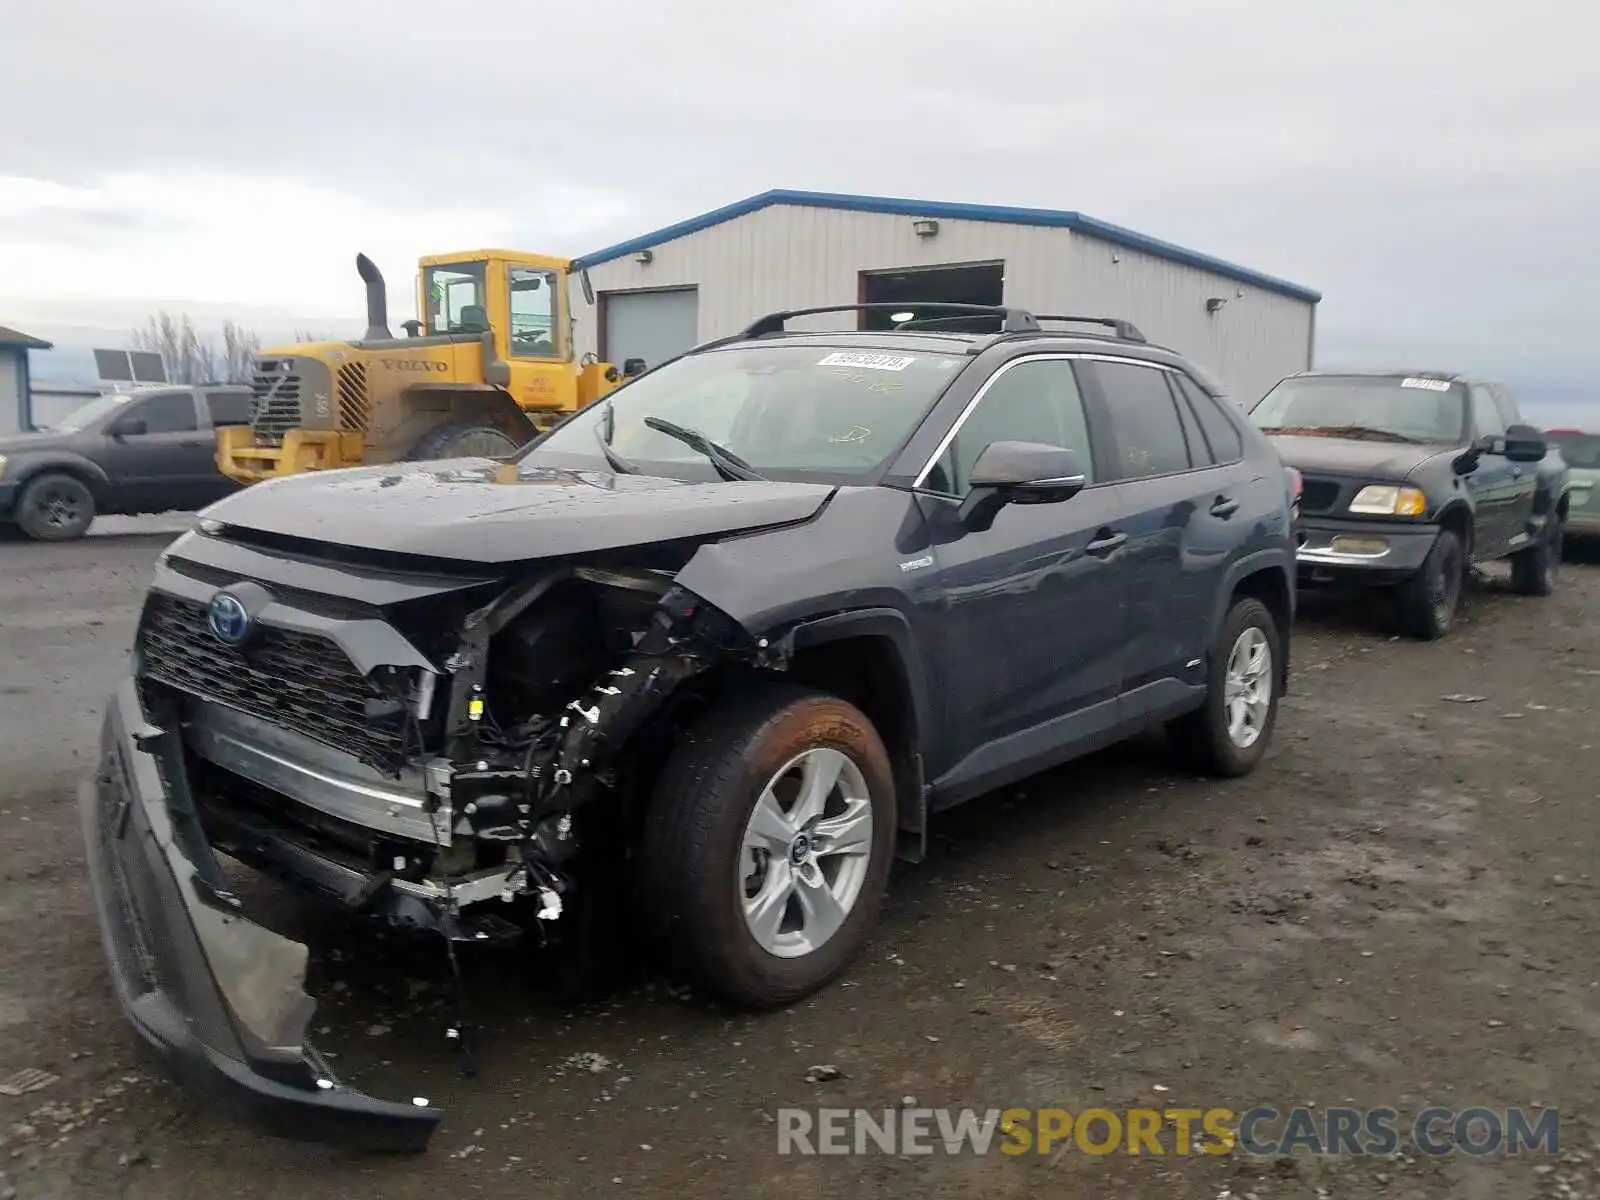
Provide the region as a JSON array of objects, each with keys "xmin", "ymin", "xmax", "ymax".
[{"xmin": 356, "ymin": 253, "xmax": 392, "ymax": 341}]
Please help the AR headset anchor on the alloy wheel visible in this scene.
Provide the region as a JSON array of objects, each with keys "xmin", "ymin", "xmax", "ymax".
[{"xmin": 737, "ymin": 747, "xmax": 875, "ymax": 959}]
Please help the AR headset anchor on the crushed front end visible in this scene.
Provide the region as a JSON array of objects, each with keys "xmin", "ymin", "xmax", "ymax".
[{"xmin": 79, "ymin": 522, "xmax": 760, "ymax": 1150}]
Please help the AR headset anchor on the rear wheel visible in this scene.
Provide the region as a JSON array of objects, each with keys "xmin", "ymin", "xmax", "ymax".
[
  {"xmin": 1167, "ymin": 595, "xmax": 1282, "ymax": 777},
  {"xmin": 1394, "ymin": 527, "xmax": 1464, "ymax": 640},
  {"xmin": 639, "ymin": 682, "xmax": 897, "ymax": 1009},
  {"xmin": 1510, "ymin": 511, "xmax": 1562, "ymax": 596},
  {"xmin": 404, "ymin": 422, "xmax": 521, "ymax": 462},
  {"xmin": 15, "ymin": 473, "xmax": 96, "ymax": 541}
]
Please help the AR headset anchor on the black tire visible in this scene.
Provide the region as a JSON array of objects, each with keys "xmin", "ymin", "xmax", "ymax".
[
  {"xmin": 1510, "ymin": 512, "xmax": 1562, "ymax": 596},
  {"xmin": 638, "ymin": 681, "xmax": 898, "ymax": 1010},
  {"xmin": 15, "ymin": 472, "xmax": 96, "ymax": 541},
  {"xmin": 404, "ymin": 422, "xmax": 521, "ymax": 462},
  {"xmin": 1166, "ymin": 595, "xmax": 1283, "ymax": 777},
  {"xmin": 1394, "ymin": 527, "xmax": 1465, "ymax": 640}
]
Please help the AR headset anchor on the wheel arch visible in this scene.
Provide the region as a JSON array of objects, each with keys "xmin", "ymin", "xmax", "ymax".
[
  {"xmin": 770, "ymin": 608, "xmax": 932, "ymax": 863},
  {"xmin": 12, "ymin": 455, "xmax": 111, "ymax": 504},
  {"xmin": 1219, "ymin": 553, "xmax": 1294, "ymax": 697},
  {"xmin": 1435, "ymin": 499, "xmax": 1473, "ymax": 555}
]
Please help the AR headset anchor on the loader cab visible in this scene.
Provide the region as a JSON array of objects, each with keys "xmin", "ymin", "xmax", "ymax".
[{"xmin": 417, "ymin": 250, "xmax": 573, "ymax": 364}]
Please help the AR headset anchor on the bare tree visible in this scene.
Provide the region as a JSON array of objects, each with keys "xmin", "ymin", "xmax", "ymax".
[
  {"xmin": 291, "ymin": 328, "xmax": 343, "ymax": 343},
  {"xmin": 131, "ymin": 312, "xmax": 263, "ymax": 384},
  {"xmin": 220, "ymin": 320, "xmax": 261, "ymax": 384}
]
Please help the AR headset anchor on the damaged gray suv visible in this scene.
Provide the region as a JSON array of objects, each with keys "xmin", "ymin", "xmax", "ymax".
[{"xmin": 79, "ymin": 304, "xmax": 1296, "ymax": 1150}]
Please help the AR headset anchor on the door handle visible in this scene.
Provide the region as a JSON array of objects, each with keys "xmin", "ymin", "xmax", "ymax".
[
  {"xmin": 1085, "ymin": 529, "xmax": 1127, "ymax": 555},
  {"xmin": 1209, "ymin": 495, "xmax": 1240, "ymax": 518}
]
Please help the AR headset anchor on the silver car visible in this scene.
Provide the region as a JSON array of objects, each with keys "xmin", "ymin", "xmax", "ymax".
[{"xmin": 1547, "ymin": 428, "xmax": 1600, "ymax": 539}]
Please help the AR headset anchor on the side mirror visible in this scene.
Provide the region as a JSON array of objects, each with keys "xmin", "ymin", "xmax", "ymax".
[
  {"xmin": 112, "ymin": 417, "xmax": 147, "ymax": 438},
  {"xmin": 580, "ymin": 268, "xmax": 596, "ymax": 306},
  {"xmin": 1502, "ymin": 423, "xmax": 1548, "ymax": 463},
  {"xmin": 958, "ymin": 442, "xmax": 1086, "ymax": 529},
  {"xmin": 623, "ymin": 357, "xmax": 647, "ymax": 378}
]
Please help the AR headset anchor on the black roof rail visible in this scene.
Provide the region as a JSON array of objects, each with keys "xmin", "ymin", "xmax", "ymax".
[
  {"xmin": 1031, "ymin": 314, "xmax": 1146, "ymax": 343},
  {"xmin": 739, "ymin": 302, "xmax": 1040, "ymax": 339}
]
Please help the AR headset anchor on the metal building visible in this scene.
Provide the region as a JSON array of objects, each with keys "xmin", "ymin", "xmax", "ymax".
[
  {"xmin": 0, "ymin": 325, "xmax": 52, "ymax": 436},
  {"xmin": 571, "ymin": 190, "xmax": 1320, "ymax": 406}
]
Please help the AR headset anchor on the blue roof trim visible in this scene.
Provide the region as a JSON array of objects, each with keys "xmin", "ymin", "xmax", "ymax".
[
  {"xmin": 575, "ymin": 188, "xmax": 1322, "ymax": 304},
  {"xmin": 0, "ymin": 331, "xmax": 52, "ymax": 351}
]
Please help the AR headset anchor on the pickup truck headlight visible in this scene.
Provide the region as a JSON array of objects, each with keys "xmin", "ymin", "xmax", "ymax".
[
  {"xmin": 1349, "ymin": 484, "xmax": 1426, "ymax": 516},
  {"xmin": 0, "ymin": 454, "xmax": 8, "ymax": 478}
]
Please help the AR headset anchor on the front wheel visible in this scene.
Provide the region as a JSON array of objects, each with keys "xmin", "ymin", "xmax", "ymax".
[
  {"xmin": 1510, "ymin": 512, "xmax": 1562, "ymax": 596},
  {"xmin": 1394, "ymin": 527, "xmax": 1464, "ymax": 640},
  {"xmin": 16, "ymin": 472, "xmax": 96, "ymax": 541},
  {"xmin": 1167, "ymin": 595, "xmax": 1283, "ymax": 777},
  {"xmin": 639, "ymin": 682, "xmax": 897, "ymax": 1009}
]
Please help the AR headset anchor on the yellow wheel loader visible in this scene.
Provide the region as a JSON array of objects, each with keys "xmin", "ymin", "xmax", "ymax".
[{"xmin": 216, "ymin": 250, "xmax": 642, "ymax": 484}]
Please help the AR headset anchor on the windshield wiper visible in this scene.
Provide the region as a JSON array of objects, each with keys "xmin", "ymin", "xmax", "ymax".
[
  {"xmin": 641, "ymin": 416, "xmax": 765, "ymax": 482},
  {"xmin": 1314, "ymin": 425, "xmax": 1423, "ymax": 444}
]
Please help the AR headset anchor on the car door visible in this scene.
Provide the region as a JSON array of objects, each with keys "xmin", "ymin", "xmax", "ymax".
[
  {"xmin": 97, "ymin": 391, "xmax": 215, "ymax": 513},
  {"xmin": 1465, "ymin": 383, "xmax": 1518, "ymax": 556},
  {"xmin": 1077, "ymin": 357, "xmax": 1237, "ymax": 705},
  {"xmin": 915, "ymin": 355, "xmax": 1129, "ymax": 793},
  {"xmin": 1491, "ymin": 383, "xmax": 1539, "ymax": 544}
]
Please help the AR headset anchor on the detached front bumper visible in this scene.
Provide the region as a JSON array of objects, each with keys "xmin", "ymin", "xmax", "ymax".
[
  {"xmin": 78, "ymin": 678, "xmax": 443, "ymax": 1152},
  {"xmin": 1295, "ymin": 517, "xmax": 1438, "ymax": 586}
]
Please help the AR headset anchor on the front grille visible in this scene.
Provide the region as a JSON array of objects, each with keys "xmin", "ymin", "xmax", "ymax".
[
  {"xmin": 1299, "ymin": 478, "xmax": 1343, "ymax": 515},
  {"xmin": 249, "ymin": 369, "xmax": 303, "ymax": 445},
  {"xmin": 138, "ymin": 594, "xmax": 405, "ymax": 770},
  {"xmin": 335, "ymin": 362, "xmax": 371, "ymax": 432}
]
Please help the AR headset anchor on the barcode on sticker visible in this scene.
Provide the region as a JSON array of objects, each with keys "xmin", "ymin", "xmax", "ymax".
[
  {"xmin": 817, "ymin": 352, "xmax": 917, "ymax": 372},
  {"xmin": 1401, "ymin": 377, "xmax": 1452, "ymax": 391}
]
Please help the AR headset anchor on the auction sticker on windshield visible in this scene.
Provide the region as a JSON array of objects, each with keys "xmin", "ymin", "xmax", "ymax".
[
  {"xmin": 817, "ymin": 352, "xmax": 918, "ymax": 372},
  {"xmin": 1401, "ymin": 377, "xmax": 1453, "ymax": 391}
]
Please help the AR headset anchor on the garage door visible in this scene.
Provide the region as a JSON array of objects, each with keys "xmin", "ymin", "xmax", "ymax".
[{"xmin": 602, "ymin": 288, "xmax": 700, "ymax": 373}]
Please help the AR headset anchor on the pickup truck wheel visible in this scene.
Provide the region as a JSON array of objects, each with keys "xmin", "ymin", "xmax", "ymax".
[
  {"xmin": 404, "ymin": 423, "xmax": 521, "ymax": 462},
  {"xmin": 639, "ymin": 682, "xmax": 897, "ymax": 1010},
  {"xmin": 1166, "ymin": 596, "xmax": 1282, "ymax": 777},
  {"xmin": 1510, "ymin": 513, "xmax": 1562, "ymax": 596},
  {"xmin": 1394, "ymin": 527, "xmax": 1464, "ymax": 640},
  {"xmin": 16, "ymin": 473, "xmax": 96, "ymax": 541}
]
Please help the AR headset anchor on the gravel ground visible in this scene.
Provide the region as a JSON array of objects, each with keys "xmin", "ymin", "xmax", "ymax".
[{"xmin": 1, "ymin": 528, "xmax": 1596, "ymax": 1199}]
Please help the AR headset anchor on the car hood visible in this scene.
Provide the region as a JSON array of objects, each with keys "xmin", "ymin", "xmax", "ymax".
[
  {"xmin": 0, "ymin": 429, "xmax": 73, "ymax": 455},
  {"xmin": 200, "ymin": 458, "xmax": 838, "ymax": 564},
  {"xmin": 1265, "ymin": 434, "xmax": 1451, "ymax": 481}
]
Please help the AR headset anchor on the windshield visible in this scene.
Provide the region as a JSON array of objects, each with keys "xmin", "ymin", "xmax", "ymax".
[
  {"xmin": 424, "ymin": 262, "xmax": 489, "ymax": 334},
  {"xmin": 1249, "ymin": 375, "xmax": 1467, "ymax": 444},
  {"xmin": 529, "ymin": 344, "xmax": 968, "ymax": 480},
  {"xmin": 1548, "ymin": 429, "xmax": 1600, "ymax": 470},
  {"xmin": 52, "ymin": 393, "xmax": 133, "ymax": 432}
]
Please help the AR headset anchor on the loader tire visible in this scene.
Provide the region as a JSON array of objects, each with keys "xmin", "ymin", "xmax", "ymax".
[{"xmin": 404, "ymin": 423, "xmax": 521, "ymax": 463}]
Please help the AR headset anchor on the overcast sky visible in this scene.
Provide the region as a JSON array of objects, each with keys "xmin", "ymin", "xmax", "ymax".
[{"xmin": 2, "ymin": 0, "xmax": 1596, "ymax": 411}]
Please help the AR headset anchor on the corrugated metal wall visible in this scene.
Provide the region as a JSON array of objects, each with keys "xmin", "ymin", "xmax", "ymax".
[{"xmin": 571, "ymin": 203, "xmax": 1314, "ymax": 406}]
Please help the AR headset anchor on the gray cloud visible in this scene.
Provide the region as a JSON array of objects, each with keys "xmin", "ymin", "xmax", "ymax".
[{"xmin": 2, "ymin": 0, "xmax": 1596, "ymax": 405}]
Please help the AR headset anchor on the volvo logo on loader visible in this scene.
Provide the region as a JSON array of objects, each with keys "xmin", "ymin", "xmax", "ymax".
[{"xmin": 379, "ymin": 358, "xmax": 449, "ymax": 372}]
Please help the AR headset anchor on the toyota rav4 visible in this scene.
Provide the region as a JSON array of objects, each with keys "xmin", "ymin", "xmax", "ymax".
[{"xmin": 80, "ymin": 304, "xmax": 1297, "ymax": 1150}]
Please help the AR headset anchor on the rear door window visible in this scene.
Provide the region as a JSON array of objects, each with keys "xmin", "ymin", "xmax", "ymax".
[
  {"xmin": 1088, "ymin": 360, "xmax": 1195, "ymax": 480},
  {"xmin": 206, "ymin": 390, "xmax": 253, "ymax": 427},
  {"xmin": 1175, "ymin": 373, "xmax": 1243, "ymax": 463}
]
